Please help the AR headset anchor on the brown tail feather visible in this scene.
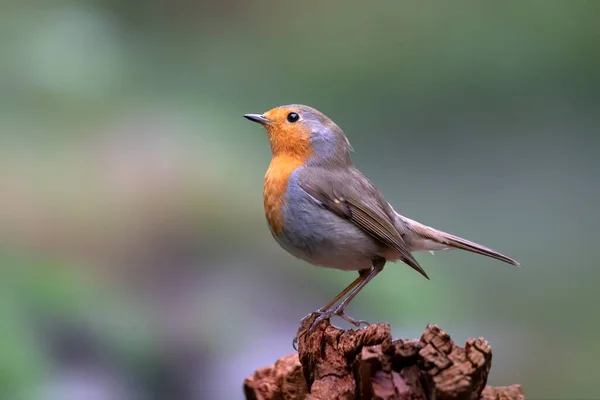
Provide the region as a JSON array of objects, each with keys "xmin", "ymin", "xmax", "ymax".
[
  {"xmin": 398, "ymin": 215, "xmax": 520, "ymax": 267},
  {"xmin": 434, "ymin": 231, "xmax": 519, "ymax": 266}
]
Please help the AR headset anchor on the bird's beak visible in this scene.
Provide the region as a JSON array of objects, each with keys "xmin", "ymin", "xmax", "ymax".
[{"xmin": 244, "ymin": 114, "xmax": 271, "ymax": 125}]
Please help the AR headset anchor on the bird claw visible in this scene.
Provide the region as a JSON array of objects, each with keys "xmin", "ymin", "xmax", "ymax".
[
  {"xmin": 293, "ymin": 311, "xmax": 323, "ymax": 350},
  {"xmin": 292, "ymin": 308, "xmax": 371, "ymax": 350},
  {"xmin": 338, "ymin": 312, "xmax": 370, "ymax": 328}
]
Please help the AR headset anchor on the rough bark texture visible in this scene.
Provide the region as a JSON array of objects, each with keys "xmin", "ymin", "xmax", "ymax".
[{"xmin": 244, "ymin": 317, "xmax": 524, "ymax": 400}]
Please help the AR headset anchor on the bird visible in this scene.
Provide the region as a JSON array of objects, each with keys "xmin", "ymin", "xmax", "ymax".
[{"xmin": 244, "ymin": 104, "xmax": 519, "ymax": 343}]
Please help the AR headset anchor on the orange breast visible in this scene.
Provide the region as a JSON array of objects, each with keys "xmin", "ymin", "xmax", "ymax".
[{"xmin": 263, "ymin": 155, "xmax": 304, "ymax": 235}]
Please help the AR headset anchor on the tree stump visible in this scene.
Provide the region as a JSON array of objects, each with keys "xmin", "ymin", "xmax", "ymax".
[{"xmin": 243, "ymin": 316, "xmax": 524, "ymax": 400}]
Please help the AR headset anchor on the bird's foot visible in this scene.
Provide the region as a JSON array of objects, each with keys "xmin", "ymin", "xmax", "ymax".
[
  {"xmin": 292, "ymin": 308, "xmax": 370, "ymax": 350},
  {"xmin": 336, "ymin": 309, "xmax": 370, "ymax": 328},
  {"xmin": 293, "ymin": 311, "xmax": 321, "ymax": 350}
]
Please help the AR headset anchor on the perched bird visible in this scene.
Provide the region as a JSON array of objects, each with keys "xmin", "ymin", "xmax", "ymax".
[{"xmin": 244, "ymin": 104, "xmax": 519, "ymax": 340}]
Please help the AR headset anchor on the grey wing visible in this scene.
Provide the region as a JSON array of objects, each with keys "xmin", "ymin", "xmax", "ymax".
[{"xmin": 298, "ymin": 168, "xmax": 430, "ymax": 279}]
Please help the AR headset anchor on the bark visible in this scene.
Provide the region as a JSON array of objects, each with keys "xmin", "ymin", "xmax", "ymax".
[{"xmin": 244, "ymin": 317, "xmax": 524, "ymax": 400}]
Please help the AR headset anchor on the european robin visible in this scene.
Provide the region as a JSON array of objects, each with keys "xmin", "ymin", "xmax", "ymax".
[{"xmin": 244, "ymin": 104, "xmax": 519, "ymax": 344}]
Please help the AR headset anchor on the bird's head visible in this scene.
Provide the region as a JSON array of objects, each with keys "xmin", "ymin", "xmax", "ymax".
[{"xmin": 244, "ymin": 104, "xmax": 353, "ymax": 167}]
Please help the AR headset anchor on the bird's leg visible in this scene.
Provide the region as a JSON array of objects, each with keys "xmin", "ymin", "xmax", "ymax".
[
  {"xmin": 302, "ymin": 260, "xmax": 385, "ymax": 339},
  {"xmin": 319, "ymin": 269, "xmax": 371, "ymax": 312},
  {"xmin": 294, "ymin": 269, "xmax": 370, "ymax": 349},
  {"xmin": 329, "ymin": 261, "xmax": 385, "ymax": 327}
]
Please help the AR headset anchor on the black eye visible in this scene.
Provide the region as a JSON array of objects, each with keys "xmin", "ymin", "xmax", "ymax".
[{"xmin": 286, "ymin": 112, "xmax": 299, "ymax": 123}]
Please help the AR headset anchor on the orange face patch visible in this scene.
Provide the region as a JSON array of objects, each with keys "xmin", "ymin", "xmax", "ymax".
[
  {"xmin": 261, "ymin": 107, "xmax": 314, "ymax": 235},
  {"xmin": 263, "ymin": 107, "xmax": 313, "ymax": 160}
]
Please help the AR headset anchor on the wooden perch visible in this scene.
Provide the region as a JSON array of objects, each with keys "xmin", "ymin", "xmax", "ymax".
[{"xmin": 244, "ymin": 316, "xmax": 524, "ymax": 400}]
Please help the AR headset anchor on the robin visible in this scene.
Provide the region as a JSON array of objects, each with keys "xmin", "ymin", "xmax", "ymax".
[{"xmin": 244, "ymin": 104, "xmax": 519, "ymax": 343}]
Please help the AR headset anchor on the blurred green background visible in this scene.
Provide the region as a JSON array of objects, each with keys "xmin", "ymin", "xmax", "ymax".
[{"xmin": 1, "ymin": 1, "xmax": 599, "ymax": 399}]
